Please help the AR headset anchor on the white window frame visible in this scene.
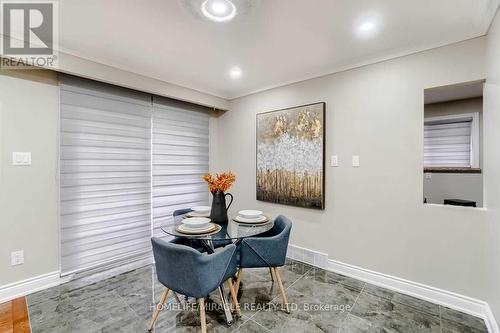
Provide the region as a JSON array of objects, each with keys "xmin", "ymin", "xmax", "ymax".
[{"xmin": 424, "ymin": 112, "xmax": 480, "ymax": 168}]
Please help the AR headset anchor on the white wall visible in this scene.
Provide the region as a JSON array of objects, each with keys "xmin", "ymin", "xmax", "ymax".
[
  {"xmin": 215, "ymin": 37, "xmax": 493, "ymax": 305},
  {"xmin": 0, "ymin": 70, "xmax": 60, "ymax": 285},
  {"xmin": 484, "ymin": 7, "xmax": 500, "ymax": 323}
]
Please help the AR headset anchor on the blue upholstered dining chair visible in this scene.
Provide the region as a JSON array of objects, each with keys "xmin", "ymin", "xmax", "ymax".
[
  {"xmin": 173, "ymin": 208, "xmax": 192, "ymax": 217},
  {"xmin": 235, "ymin": 215, "xmax": 292, "ymax": 313},
  {"xmin": 149, "ymin": 238, "xmax": 240, "ymax": 333}
]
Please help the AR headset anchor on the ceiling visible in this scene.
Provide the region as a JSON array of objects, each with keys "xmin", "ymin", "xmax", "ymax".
[{"xmin": 59, "ymin": 0, "xmax": 499, "ymax": 100}]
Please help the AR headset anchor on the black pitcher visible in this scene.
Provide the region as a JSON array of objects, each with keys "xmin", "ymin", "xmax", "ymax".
[{"xmin": 210, "ymin": 190, "xmax": 233, "ymax": 223}]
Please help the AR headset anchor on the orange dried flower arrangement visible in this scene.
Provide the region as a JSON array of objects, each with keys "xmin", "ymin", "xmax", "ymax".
[{"xmin": 203, "ymin": 172, "xmax": 236, "ymax": 193}]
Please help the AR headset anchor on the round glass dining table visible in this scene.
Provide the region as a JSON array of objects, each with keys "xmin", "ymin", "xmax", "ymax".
[
  {"xmin": 161, "ymin": 212, "xmax": 275, "ymax": 242},
  {"xmin": 160, "ymin": 212, "xmax": 274, "ymax": 326}
]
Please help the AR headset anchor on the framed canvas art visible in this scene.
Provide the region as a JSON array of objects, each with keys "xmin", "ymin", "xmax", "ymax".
[{"xmin": 256, "ymin": 102, "xmax": 325, "ymax": 209}]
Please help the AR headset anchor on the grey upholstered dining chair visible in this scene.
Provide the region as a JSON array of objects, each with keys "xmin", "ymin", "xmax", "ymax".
[
  {"xmin": 149, "ymin": 237, "xmax": 240, "ymax": 333},
  {"xmin": 235, "ymin": 215, "xmax": 292, "ymax": 313}
]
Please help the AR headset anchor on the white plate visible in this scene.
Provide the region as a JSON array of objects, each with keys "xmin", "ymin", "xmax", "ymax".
[
  {"xmin": 187, "ymin": 211, "xmax": 210, "ymax": 218},
  {"xmin": 182, "ymin": 217, "xmax": 211, "ymax": 229},
  {"xmin": 191, "ymin": 206, "xmax": 211, "ymax": 214},
  {"xmin": 238, "ymin": 210, "xmax": 263, "ymax": 219},
  {"xmin": 177, "ymin": 223, "xmax": 218, "ymax": 234},
  {"xmin": 233, "ymin": 215, "xmax": 269, "ymax": 224}
]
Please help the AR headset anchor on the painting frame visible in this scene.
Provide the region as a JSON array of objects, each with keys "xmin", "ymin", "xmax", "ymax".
[{"xmin": 256, "ymin": 102, "xmax": 326, "ymax": 210}]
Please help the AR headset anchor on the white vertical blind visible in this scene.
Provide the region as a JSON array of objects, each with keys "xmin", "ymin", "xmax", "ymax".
[
  {"xmin": 60, "ymin": 76, "xmax": 152, "ymax": 275},
  {"xmin": 152, "ymin": 96, "xmax": 210, "ymax": 239},
  {"xmin": 424, "ymin": 118, "xmax": 473, "ymax": 167}
]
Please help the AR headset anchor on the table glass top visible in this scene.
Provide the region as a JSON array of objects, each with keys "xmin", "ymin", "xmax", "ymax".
[{"xmin": 161, "ymin": 212, "xmax": 274, "ymax": 241}]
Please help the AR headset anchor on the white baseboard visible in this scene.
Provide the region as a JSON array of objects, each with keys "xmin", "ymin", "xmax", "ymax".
[
  {"xmin": 0, "ymin": 271, "xmax": 68, "ymax": 304},
  {"xmin": 486, "ymin": 306, "xmax": 500, "ymax": 333},
  {"xmin": 287, "ymin": 244, "xmax": 499, "ymax": 333},
  {"xmin": 0, "ymin": 256, "xmax": 154, "ymax": 305}
]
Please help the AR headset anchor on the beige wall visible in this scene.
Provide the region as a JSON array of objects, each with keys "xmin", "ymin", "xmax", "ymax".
[
  {"xmin": 484, "ymin": 8, "xmax": 500, "ymax": 323},
  {"xmin": 0, "ymin": 70, "xmax": 60, "ymax": 285},
  {"xmin": 215, "ymin": 37, "xmax": 492, "ymax": 305}
]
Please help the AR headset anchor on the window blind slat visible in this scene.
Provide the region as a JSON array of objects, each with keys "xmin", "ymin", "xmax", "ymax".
[{"xmin": 63, "ymin": 215, "xmax": 150, "ymax": 231}]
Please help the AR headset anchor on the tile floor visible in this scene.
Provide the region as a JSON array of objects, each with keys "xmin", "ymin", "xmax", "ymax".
[{"xmin": 27, "ymin": 259, "xmax": 488, "ymax": 332}]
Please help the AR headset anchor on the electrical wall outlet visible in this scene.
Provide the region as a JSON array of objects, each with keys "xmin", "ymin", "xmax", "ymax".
[
  {"xmin": 11, "ymin": 250, "xmax": 24, "ymax": 266},
  {"xmin": 352, "ymin": 155, "xmax": 360, "ymax": 167},
  {"xmin": 12, "ymin": 152, "xmax": 31, "ymax": 165},
  {"xmin": 330, "ymin": 155, "xmax": 339, "ymax": 167}
]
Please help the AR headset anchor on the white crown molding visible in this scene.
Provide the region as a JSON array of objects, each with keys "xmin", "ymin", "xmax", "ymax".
[
  {"xmin": 287, "ymin": 244, "xmax": 499, "ymax": 333},
  {"xmin": 230, "ymin": 35, "xmax": 486, "ymax": 100},
  {"xmin": 57, "ymin": 33, "xmax": 488, "ymax": 101},
  {"xmin": 0, "ymin": 271, "xmax": 69, "ymax": 304}
]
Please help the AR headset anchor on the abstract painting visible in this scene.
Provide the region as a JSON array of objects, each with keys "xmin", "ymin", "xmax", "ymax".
[{"xmin": 256, "ymin": 102, "xmax": 325, "ymax": 209}]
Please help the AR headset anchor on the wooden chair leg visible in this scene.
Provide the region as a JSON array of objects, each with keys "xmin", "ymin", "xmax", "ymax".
[
  {"xmin": 148, "ymin": 288, "xmax": 170, "ymax": 331},
  {"xmin": 235, "ymin": 269, "xmax": 243, "ymax": 294},
  {"xmin": 227, "ymin": 278, "xmax": 241, "ymax": 317},
  {"xmin": 273, "ymin": 267, "xmax": 290, "ymax": 313},
  {"xmin": 198, "ymin": 298, "xmax": 207, "ymax": 333},
  {"xmin": 269, "ymin": 267, "xmax": 276, "ymax": 282}
]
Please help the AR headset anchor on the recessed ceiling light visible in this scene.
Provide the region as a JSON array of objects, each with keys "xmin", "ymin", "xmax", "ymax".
[
  {"xmin": 353, "ymin": 12, "xmax": 382, "ymax": 38},
  {"xmin": 201, "ymin": 0, "xmax": 237, "ymax": 22},
  {"xmin": 229, "ymin": 67, "xmax": 242, "ymax": 79},
  {"xmin": 355, "ymin": 17, "xmax": 379, "ymax": 38},
  {"xmin": 359, "ymin": 21, "xmax": 375, "ymax": 32}
]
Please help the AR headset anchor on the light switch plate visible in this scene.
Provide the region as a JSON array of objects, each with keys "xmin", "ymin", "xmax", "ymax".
[
  {"xmin": 11, "ymin": 250, "xmax": 24, "ymax": 266},
  {"xmin": 352, "ymin": 155, "xmax": 360, "ymax": 167},
  {"xmin": 330, "ymin": 155, "xmax": 339, "ymax": 167},
  {"xmin": 12, "ymin": 152, "xmax": 31, "ymax": 165}
]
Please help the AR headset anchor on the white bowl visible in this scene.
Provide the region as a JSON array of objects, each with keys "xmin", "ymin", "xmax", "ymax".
[
  {"xmin": 182, "ymin": 217, "xmax": 211, "ymax": 229},
  {"xmin": 238, "ymin": 210, "xmax": 263, "ymax": 219},
  {"xmin": 191, "ymin": 206, "xmax": 211, "ymax": 214}
]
